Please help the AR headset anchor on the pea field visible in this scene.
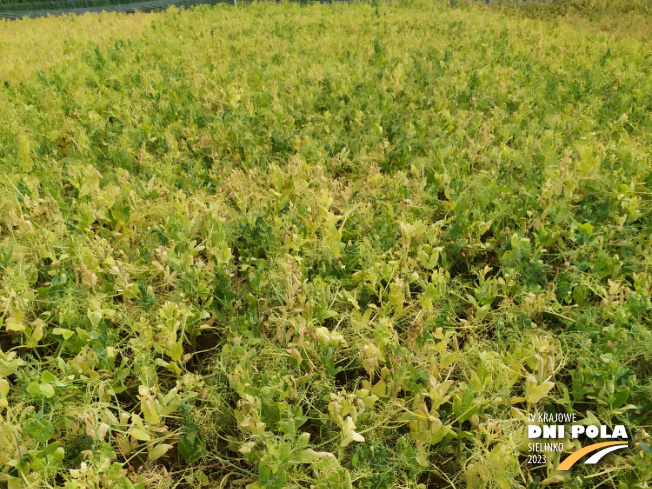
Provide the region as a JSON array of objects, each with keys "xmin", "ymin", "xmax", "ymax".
[{"xmin": 0, "ymin": 1, "xmax": 651, "ymax": 488}]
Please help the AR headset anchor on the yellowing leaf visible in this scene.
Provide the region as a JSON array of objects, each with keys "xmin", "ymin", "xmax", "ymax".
[
  {"xmin": 130, "ymin": 428, "xmax": 151, "ymax": 442},
  {"xmin": 5, "ymin": 317, "xmax": 25, "ymax": 333},
  {"xmin": 238, "ymin": 441, "xmax": 256, "ymax": 454},
  {"xmin": 39, "ymin": 383, "xmax": 55, "ymax": 398},
  {"xmin": 340, "ymin": 416, "xmax": 364, "ymax": 447},
  {"xmin": 525, "ymin": 380, "xmax": 555, "ymax": 404},
  {"xmin": 53, "ymin": 328, "xmax": 75, "ymax": 340},
  {"xmin": 26, "ymin": 319, "xmax": 45, "ymax": 348},
  {"xmin": 0, "ymin": 453, "xmax": 15, "ymax": 465},
  {"xmin": 167, "ymin": 340, "xmax": 184, "ymax": 362},
  {"xmin": 429, "ymin": 423, "xmax": 452, "ymax": 445},
  {"xmin": 116, "ymin": 435, "xmax": 132, "ymax": 456},
  {"xmin": 7, "ymin": 475, "xmax": 24, "ymax": 489},
  {"xmin": 97, "ymin": 423, "xmax": 110, "ymax": 441},
  {"xmin": 294, "ymin": 449, "xmax": 335, "ymax": 463},
  {"xmin": 371, "ymin": 379, "xmax": 387, "ymax": 397},
  {"xmin": 148, "ymin": 443, "xmax": 173, "ymax": 462}
]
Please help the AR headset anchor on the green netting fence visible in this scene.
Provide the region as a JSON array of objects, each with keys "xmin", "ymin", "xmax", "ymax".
[
  {"xmin": 0, "ymin": 0, "xmax": 560, "ymax": 21},
  {"xmin": 0, "ymin": 0, "xmax": 348, "ymax": 19},
  {"xmin": 3, "ymin": 0, "xmax": 647, "ymax": 23},
  {"xmin": 0, "ymin": 0, "xmax": 248, "ymax": 20}
]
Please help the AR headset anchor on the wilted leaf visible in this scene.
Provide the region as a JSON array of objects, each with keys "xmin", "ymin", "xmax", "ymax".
[{"xmin": 540, "ymin": 475, "xmax": 565, "ymax": 486}]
